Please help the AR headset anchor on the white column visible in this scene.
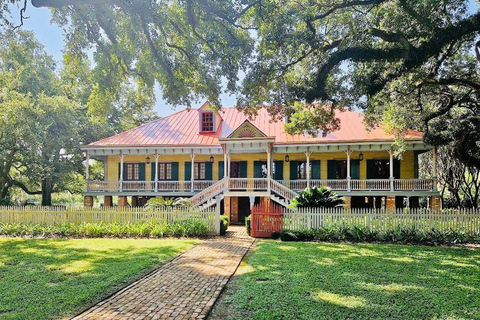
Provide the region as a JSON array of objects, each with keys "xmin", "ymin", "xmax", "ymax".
[
  {"xmin": 104, "ymin": 159, "xmax": 108, "ymax": 182},
  {"xmin": 305, "ymin": 150, "xmax": 311, "ymax": 188},
  {"xmin": 85, "ymin": 151, "xmax": 90, "ymax": 181},
  {"xmin": 267, "ymin": 150, "xmax": 272, "ymax": 178},
  {"xmin": 154, "ymin": 151, "xmax": 159, "ymax": 192},
  {"xmin": 389, "ymin": 146, "xmax": 394, "ymax": 192},
  {"xmin": 85, "ymin": 151, "xmax": 90, "ymax": 192},
  {"xmin": 190, "ymin": 150, "xmax": 195, "ymax": 192},
  {"xmin": 224, "ymin": 152, "xmax": 228, "ymax": 178},
  {"xmin": 119, "ymin": 152, "xmax": 125, "ymax": 192},
  {"xmin": 346, "ymin": 146, "xmax": 351, "ymax": 192},
  {"xmin": 267, "ymin": 149, "xmax": 272, "ymax": 192},
  {"xmin": 227, "ymin": 153, "xmax": 231, "ymax": 178}
]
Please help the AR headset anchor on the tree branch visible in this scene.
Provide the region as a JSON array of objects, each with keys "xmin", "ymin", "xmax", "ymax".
[
  {"xmin": 309, "ymin": 0, "xmax": 387, "ymax": 22},
  {"xmin": 10, "ymin": 180, "xmax": 42, "ymax": 195},
  {"xmin": 308, "ymin": 10, "xmax": 480, "ymax": 101}
]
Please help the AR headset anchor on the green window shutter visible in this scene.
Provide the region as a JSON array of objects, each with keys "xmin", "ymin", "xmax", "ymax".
[
  {"xmin": 184, "ymin": 162, "xmax": 191, "ymax": 181},
  {"xmin": 218, "ymin": 161, "xmax": 224, "ymax": 179},
  {"xmin": 171, "ymin": 162, "xmax": 179, "ymax": 181},
  {"xmin": 289, "ymin": 161, "xmax": 298, "ymax": 180},
  {"xmin": 240, "ymin": 161, "xmax": 248, "ymax": 178},
  {"xmin": 327, "ymin": 160, "xmax": 337, "ymax": 179},
  {"xmin": 367, "ymin": 160, "xmax": 376, "ymax": 179},
  {"xmin": 139, "ymin": 163, "xmax": 146, "ymax": 180},
  {"xmin": 312, "ymin": 160, "xmax": 321, "ymax": 179},
  {"xmin": 274, "ymin": 161, "xmax": 283, "ymax": 180},
  {"xmin": 254, "ymin": 161, "xmax": 263, "ymax": 178},
  {"xmin": 118, "ymin": 163, "xmax": 121, "ymax": 180},
  {"xmin": 351, "ymin": 160, "xmax": 360, "ymax": 179},
  {"xmin": 151, "ymin": 163, "xmax": 156, "ymax": 180},
  {"xmin": 205, "ymin": 162, "xmax": 213, "ymax": 180},
  {"xmin": 394, "ymin": 159, "xmax": 401, "ymax": 179}
]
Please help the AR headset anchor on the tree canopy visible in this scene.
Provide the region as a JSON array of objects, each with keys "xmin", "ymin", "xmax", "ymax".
[
  {"xmin": 0, "ymin": 30, "xmax": 157, "ymax": 204},
  {"xmin": 2, "ymin": 0, "xmax": 480, "ymax": 166}
]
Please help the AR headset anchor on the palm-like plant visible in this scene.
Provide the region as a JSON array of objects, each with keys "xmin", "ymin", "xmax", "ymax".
[{"xmin": 290, "ymin": 186, "xmax": 345, "ymax": 208}]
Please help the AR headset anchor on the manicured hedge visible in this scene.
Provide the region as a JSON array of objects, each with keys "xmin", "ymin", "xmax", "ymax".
[
  {"xmin": 220, "ymin": 215, "xmax": 229, "ymax": 235},
  {"xmin": 278, "ymin": 225, "xmax": 480, "ymax": 245},
  {"xmin": 245, "ymin": 216, "xmax": 251, "ymax": 236},
  {"xmin": 0, "ymin": 221, "xmax": 209, "ymax": 238}
]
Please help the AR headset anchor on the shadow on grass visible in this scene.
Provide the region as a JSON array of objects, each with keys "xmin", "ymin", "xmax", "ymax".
[
  {"xmin": 223, "ymin": 241, "xmax": 480, "ymax": 320},
  {"xmin": 0, "ymin": 238, "xmax": 197, "ymax": 320}
]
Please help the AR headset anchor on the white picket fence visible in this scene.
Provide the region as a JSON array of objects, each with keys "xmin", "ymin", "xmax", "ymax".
[
  {"xmin": 284, "ymin": 208, "xmax": 480, "ymax": 233},
  {"xmin": 0, "ymin": 206, "xmax": 218, "ymax": 234}
]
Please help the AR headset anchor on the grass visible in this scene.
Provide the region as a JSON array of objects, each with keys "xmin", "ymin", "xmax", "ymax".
[
  {"xmin": 0, "ymin": 238, "xmax": 200, "ymax": 319},
  {"xmin": 219, "ymin": 241, "xmax": 480, "ymax": 320}
]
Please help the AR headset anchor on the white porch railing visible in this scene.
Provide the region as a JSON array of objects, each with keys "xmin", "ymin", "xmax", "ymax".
[
  {"xmin": 270, "ymin": 179, "xmax": 298, "ymax": 201},
  {"xmin": 190, "ymin": 178, "xmax": 228, "ymax": 207},
  {"xmin": 86, "ymin": 178, "xmax": 435, "ymax": 193},
  {"xmin": 394, "ymin": 179, "xmax": 435, "ymax": 191},
  {"xmin": 279, "ymin": 179, "xmax": 434, "ymax": 192},
  {"xmin": 122, "ymin": 181, "xmax": 155, "ymax": 192},
  {"xmin": 228, "ymin": 178, "xmax": 269, "ymax": 190}
]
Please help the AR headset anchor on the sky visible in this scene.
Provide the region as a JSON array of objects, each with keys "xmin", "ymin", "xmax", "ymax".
[
  {"xmin": 16, "ymin": 1, "xmax": 480, "ymax": 117},
  {"xmin": 18, "ymin": 6, "xmax": 237, "ymax": 117}
]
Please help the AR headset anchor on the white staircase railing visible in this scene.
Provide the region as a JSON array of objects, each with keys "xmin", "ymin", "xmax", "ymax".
[
  {"xmin": 269, "ymin": 179, "xmax": 298, "ymax": 202},
  {"xmin": 191, "ymin": 178, "xmax": 229, "ymax": 207}
]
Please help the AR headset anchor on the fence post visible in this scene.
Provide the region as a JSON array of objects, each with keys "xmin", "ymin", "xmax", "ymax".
[{"xmin": 215, "ymin": 196, "xmax": 221, "ymax": 235}]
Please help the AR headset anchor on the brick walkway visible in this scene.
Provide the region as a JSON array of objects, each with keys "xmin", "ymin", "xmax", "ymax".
[{"xmin": 71, "ymin": 226, "xmax": 254, "ymax": 320}]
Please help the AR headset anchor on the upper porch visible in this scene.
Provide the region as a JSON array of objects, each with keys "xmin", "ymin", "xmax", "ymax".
[
  {"xmin": 85, "ymin": 177, "xmax": 436, "ymax": 196},
  {"xmin": 83, "ymin": 138, "xmax": 439, "ymax": 198}
]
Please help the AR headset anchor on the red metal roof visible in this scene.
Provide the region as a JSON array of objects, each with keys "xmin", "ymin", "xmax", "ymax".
[{"xmin": 86, "ymin": 107, "xmax": 423, "ymax": 148}]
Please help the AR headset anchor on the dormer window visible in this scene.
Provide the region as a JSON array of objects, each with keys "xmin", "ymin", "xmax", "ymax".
[{"xmin": 201, "ymin": 112, "xmax": 214, "ymax": 132}]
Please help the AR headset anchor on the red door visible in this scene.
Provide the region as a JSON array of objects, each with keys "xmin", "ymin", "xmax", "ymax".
[{"xmin": 251, "ymin": 202, "xmax": 283, "ymax": 238}]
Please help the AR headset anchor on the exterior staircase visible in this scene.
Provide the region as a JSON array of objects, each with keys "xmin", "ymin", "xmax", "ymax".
[
  {"xmin": 191, "ymin": 177, "xmax": 298, "ymax": 210},
  {"xmin": 190, "ymin": 178, "xmax": 228, "ymax": 209}
]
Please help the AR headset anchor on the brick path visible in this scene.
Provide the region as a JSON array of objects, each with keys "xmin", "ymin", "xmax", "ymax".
[{"xmin": 71, "ymin": 226, "xmax": 254, "ymax": 320}]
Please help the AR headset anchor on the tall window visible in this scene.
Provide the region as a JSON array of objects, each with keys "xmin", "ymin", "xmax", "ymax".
[
  {"xmin": 297, "ymin": 162, "xmax": 312, "ymax": 179},
  {"xmin": 334, "ymin": 160, "xmax": 348, "ymax": 179},
  {"xmin": 259, "ymin": 162, "xmax": 279, "ymax": 179},
  {"xmin": 201, "ymin": 112, "xmax": 214, "ymax": 131},
  {"xmin": 194, "ymin": 162, "xmax": 206, "ymax": 180},
  {"xmin": 125, "ymin": 163, "xmax": 139, "ymax": 181},
  {"xmin": 158, "ymin": 163, "xmax": 172, "ymax": 180},
  {"xmin": 372, "ymin": 160, "xmax": 390, "ymax": 178},
  {"xmin": 230, "ymin": 162, "xmax": 241, "ymax": 178}
]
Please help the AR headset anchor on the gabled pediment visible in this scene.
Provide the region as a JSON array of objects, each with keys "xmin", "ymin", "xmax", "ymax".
[{"xmin": 228, "ymin": 120, "xmax": 267, "ymax": 138}]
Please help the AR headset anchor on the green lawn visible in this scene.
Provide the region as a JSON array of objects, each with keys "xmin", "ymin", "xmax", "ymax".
[
  {"xmin": 220, "ymin": 241, "xmax": 480, "ymax": 320},
  {"xmin": 0, "ymin": 238, "xmax": 199, "ymax": 320}
]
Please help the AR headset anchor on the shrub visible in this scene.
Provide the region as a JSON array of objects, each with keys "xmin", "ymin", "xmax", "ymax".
[
  {"xmin": 220, "ymin": 215, "xmax": 229, "ymax": 235},
  {"xmin": 245, "ymin": 216, "xmax": 251, "ymax": 236},
  {"xmin": 278, "ymin": 225, "xmax": 480, "ymax": 245},
  {"xmin": 290, "ymin": 186, "xmax": 344, "ymax": 208},
  {"xmin": 0, "ymin": 221, "xmax": 209, "ymax": 238},
  {"xmin": 145, "ymin": 197, "xmax": 192, "ymax": 209}
]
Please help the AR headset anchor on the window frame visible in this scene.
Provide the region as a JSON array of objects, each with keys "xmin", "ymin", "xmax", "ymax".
[
  {"xmin": 125, "ymin": 163, "xmax": 139, "ymax": 181},
  {"xmin": 194, "ymin": 162, "xmax": 207, "ymax": 180},
  {"xmin": 158, "ymin": 162, "xmax": 172, "ymax": 180},
  {"xmin": 201, "ymin": 112, "xmax": 215, "ymax": 132},
  {"xmin": 297, "ymin": 161, "xmax": 312, "ymax": 180}
]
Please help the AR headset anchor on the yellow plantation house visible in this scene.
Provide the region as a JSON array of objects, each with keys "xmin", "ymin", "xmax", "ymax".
[{"xmin": 81, "ymin": 102, "xmax": 441, "ymax": 224}]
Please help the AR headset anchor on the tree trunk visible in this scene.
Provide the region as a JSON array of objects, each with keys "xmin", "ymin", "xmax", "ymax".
[{"xmin": 41, "ymin": 179, "xmax": 54, "ymax": 206}]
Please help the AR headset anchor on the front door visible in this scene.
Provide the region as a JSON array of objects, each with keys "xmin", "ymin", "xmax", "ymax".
[
  {"xmin": 230, "ymin": 162, "xmax": 241, "ymax": 178},
  {"xmin": 238, "ymin": 197, "xmax": 251, "ymax": 223}
]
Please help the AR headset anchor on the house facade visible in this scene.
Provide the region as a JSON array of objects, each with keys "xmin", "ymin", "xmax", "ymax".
[{"xmin": 81, "ymin": 102, "xmax": 441, "ymax": 224}]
